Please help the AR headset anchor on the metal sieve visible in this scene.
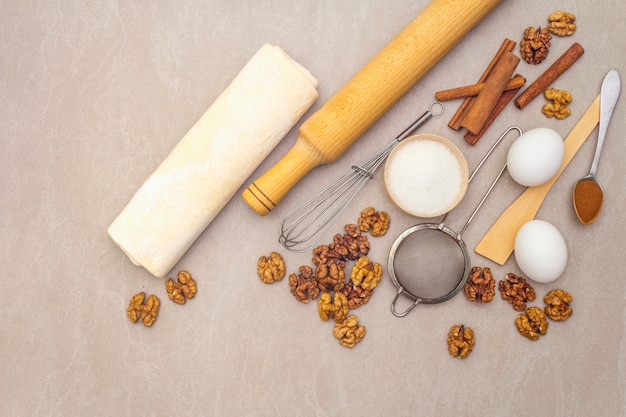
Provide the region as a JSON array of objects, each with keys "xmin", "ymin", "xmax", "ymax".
[{"xmin": 388, "ymin": 126, "xmax": 522, "ymax": 317}]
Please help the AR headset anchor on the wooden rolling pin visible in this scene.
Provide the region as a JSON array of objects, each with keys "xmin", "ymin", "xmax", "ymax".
[
  {"xmin": 474, "ymin": 95, "xmax": 600, "ymax": 265},
  {"xmin": 242, "ymin": 0, "xmax": 503, "ymax": 215}
]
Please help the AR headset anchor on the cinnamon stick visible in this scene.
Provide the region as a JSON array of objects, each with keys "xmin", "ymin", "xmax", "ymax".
[
  {"xmin": 436, "ymin": 76, "xmax": 526, "ymax": 101},
  {"xmin": 448, "ymin": 39, "xmax": 516, "ymax": 130},
  {"xmin": 464, "ymin": 74, "xmax": 525, "ymax": 145},
  {"xmin": 460, "ymin": 51, "xmax": 520, "ymax": 135},
  {"xmin": 514, "ymin": 42, "xmax": 584, "ymax": 109}
]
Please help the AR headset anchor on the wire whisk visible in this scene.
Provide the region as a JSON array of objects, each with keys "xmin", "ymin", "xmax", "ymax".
[{"xmin": 279, "ymin": 101, "xmax": 444, "ymax": 252}]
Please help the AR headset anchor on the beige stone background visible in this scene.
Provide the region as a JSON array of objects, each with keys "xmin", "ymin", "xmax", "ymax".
[{"xmin": 2, "ymin": 1, "xmax": 625, "ymax": 416}]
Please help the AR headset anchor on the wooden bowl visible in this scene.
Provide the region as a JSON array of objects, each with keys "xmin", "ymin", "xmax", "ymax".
[{"xmin": 384, "ymin": 134, "xmax": 469, "ymax": 218}]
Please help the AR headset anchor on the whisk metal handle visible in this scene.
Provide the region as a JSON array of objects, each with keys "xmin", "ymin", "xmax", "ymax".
[{"xmin": 396, "ymin": 101, "xmax": 445, "ymax": 143}]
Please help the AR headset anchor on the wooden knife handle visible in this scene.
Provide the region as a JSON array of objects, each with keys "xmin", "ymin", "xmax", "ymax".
[
  {"xmin": 243, "ymin": 0, "xmax": 502, "ymax": 215},
  {"xmin": 474, "ymin": 95, "xmax": 600, "ymax": 265}
]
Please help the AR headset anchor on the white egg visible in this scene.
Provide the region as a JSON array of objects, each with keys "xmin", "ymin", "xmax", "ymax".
[
  {"xmin": 507, "ymin": 128, "xmax": 564, "ymax": 186},
  {"xmin": 514, "ymin": 220, "xmax": 568, "ymax": 284}
]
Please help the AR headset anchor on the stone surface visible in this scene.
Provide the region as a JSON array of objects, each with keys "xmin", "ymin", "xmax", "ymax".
[{"xmin": 2, "ymin": 1, "xmax": 625, "ymax": 416}]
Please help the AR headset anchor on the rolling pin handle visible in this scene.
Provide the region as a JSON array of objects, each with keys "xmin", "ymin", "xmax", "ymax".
[{"xmin": 242, "ymin": 140, "xmax": 323, "ymax": 216}]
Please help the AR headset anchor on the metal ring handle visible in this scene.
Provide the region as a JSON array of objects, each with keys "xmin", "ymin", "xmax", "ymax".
[
  {"xmin": 390, "ymin": 287, "xmax": 422, "ymax": 318},
  {"xmin": 428, "ymin": 100, "xmax": 445, "ymax": 115}
]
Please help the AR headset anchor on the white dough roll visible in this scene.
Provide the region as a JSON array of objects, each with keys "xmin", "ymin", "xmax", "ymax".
[{"xmin": 108, "ymin": 44, "xmax": 319, "ymax": 278}]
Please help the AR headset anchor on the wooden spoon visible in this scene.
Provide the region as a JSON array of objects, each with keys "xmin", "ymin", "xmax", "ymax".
[{"xmin": 474, "ymin": 95, "xmax": 600, "ymax": 265}]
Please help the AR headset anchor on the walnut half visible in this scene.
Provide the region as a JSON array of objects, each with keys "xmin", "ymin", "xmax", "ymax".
[
  {"xmin": 447, "ymin": 325, "xmax": 475, "ymax": 359},
  {"xmin": 257, "ymin": 252, "xmax": 286, "ymax": 284},
  {"xmin": 520, "ymin": 26, "xmax": 552, "ymax": 64},
  {"xmin": 333, "ymin": 315, "xmax": 366, "ymax": 348},
  {"xmin": 542, "ymin": 88, "xmax": 572, "ymax": 119},
  {"xmin": 358, "ymin": 207, "xmax": 391, "ymax": 237},
  {"xmin": 464, "ymin": 266, "xmax": 496, "ymax": 304},
  {"xmin": 544, "ymin": 289, "xmax": 573, "ymax": 321},
  {"xmin": 318, "ymin": 291, "xmax": 349, "ymax": 323},
  {"xmin": 166, "ymin": 270, "xmax": 197, "ymax": 304},
  {"xmin": 515, "ymin": 307, "xmax": 549, "ymax": 341},
  {"xmin": 499, "ymin": 273, "xmax": 536, "ymax": 311},
  {"xmin": 127, "ymin": 292, "xmax": 160, "ymax": 327},
  {"xmin": 289, "ymin": 265, "xmax": 320, "ymax": 303},
  {"xmin": 350, "ymin": 256, "xmax": 382, "ymax": 291},
  {"xmin": 548, "ymin": 11, "xmax": 577, "ymax": 36}
]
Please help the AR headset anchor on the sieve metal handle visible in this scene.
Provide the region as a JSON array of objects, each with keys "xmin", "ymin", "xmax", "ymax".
[
  {"xmin": 456, "ymin": 126, "xmax": 523, "ymax": 238},
  {"xmin": 390, "ymin": 287, "xmax": 422, "ymax": 317},
  {"xmin": 439, "ymin": 126, "xmax": 524, "ymax": 237},
  {"xmin": 439, "ymin": 125, "xmax": 522, "ymax": 228}
]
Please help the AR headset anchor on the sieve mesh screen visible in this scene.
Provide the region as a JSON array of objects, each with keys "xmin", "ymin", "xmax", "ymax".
[{"xmin": 391, "ymin": 227, "xmax": 466, "ymax": 300}]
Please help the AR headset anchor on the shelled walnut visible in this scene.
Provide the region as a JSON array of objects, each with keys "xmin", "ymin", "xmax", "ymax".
[
  {"xmin": 499, "ymin": 273, "xmax": 536, "ymax": 311},
  {"xmin": 165, "ymin": 270, "xmax": 198, "ymax": 304},
  {"xmin": 548, "ymin": 11, "xmax": 577, "ymax": 36},
  {"xmin": 515, "ymin": 307, "xmax": 549, "ymax": 341},
  {"xmin": 257, "ymin": 252, "xmax": 286, "ymax": 284},
  {"xmin": 318, "ymin": 291, "xmax": 349, "ymax": 323},
  {"xmin": 342, "ymin": 282, "xmax": 373, "ymax": 309},
  {"xmin": 447, "ymin": 325, "xmax": 475, "ymax": 359},
  {"xmin": 312, "ymin": 225, "xmax": 370, "ymax": 267},
  {"xmin": 464, "ymin": 266, "xmax": 496, "ymax": 304},
  {"xmin": 312, "ymin": 244, "xmax": 346, "ymax": 268},
  {"xmin": 542, "ymin": 88, "xmax": 572, "ymax": 119},
  {"xmin": 333, "ymin": 315, "xmax": 366, "ymax": 348},
  {"xmin": 520, "ymin": 26, "xmax": 552, "ymax": 64},
  {"xmin": 350, "ymin": 256, "xmax": 382, "ymax": 291},
  {"xmin": 285, "ymin": 215, "xmax": 383, "ymax": 348},
  {"xmin": 316, "ymin": 262, "xmax": 346, "ymax": 292},
  {"xmin": 358, "ymin": 207, "xmax": 391, "ymax": 237},
  {"xmin": 288, "ymin": 265, "xmax": 321, "ymax": 303},
  {"xmin": 332, "ymin": 224, "xmax": 371, "ymax": 261},
  {"xmin": 127, "ymin": 292, "xmax": 160, "ymax": 327},
  {"xmin": 544, "ymin": 289, "xmax": 573, "ymax": 321}
]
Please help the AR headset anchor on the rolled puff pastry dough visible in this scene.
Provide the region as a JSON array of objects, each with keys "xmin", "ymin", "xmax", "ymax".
[{"xmin": 108, "ymin": 44, "xmax": 318, "ymax": 278}]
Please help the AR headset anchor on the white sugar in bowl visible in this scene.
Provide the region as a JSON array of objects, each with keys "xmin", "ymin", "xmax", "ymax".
[{"xmin": 384, "ymin": 134, "xmax": 469, "ymax": 218}]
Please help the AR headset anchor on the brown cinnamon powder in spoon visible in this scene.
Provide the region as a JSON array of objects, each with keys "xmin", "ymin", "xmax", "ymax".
[{"xmin": 573, "ymin": 179, "xmax": 603, "ymax": 223}]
